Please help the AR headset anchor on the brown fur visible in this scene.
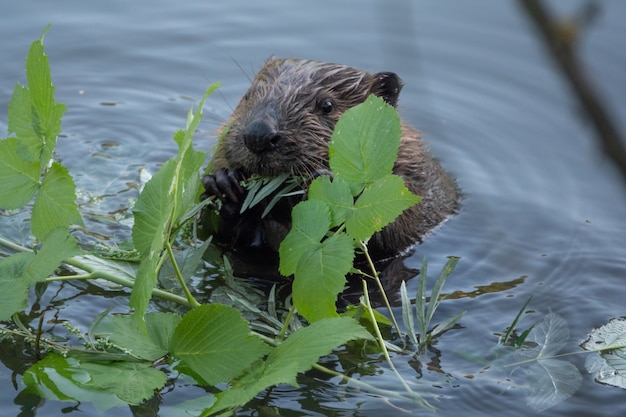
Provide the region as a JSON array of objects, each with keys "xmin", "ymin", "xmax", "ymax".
[{"xmin": 206, "ymin": 58, "xmax": 459, "ymax": 259}]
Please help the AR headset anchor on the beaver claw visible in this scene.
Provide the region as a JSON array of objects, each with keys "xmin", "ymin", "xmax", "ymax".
[{"xmin": 202, "ymin": 167, "xmax": 247, "ymax": 203}]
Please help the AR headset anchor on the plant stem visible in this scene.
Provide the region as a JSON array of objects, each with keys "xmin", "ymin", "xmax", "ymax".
[
  {"xmin": 311, "ymin": 363, "xmax": 434, "ymax": 410},
  {"xmin": 278, "ymin": 304, "xmax": 297, "ymax": 340},
  {"xmin": 361, "ymin": 279, "xmax": 423, "ymax": 401},
  {"xmin": 0, "ymin": 235, "xmax": 33, "ymax": 254},
  {"xmin": 0, "ymin": 235, "xmax": 193, "ymax": 307},
  {"xmin": 359, "ymin": 241, "xmax": 402, "ymax": 337},
  {"xmin": 165, "ymin": 241, "xmax": 201, "ymax": 308}
]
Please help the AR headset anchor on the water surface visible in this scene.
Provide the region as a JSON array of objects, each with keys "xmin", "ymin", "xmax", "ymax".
[{"xmin": 1, "ymin": 1, "xmax": 625, "ymax": 416}]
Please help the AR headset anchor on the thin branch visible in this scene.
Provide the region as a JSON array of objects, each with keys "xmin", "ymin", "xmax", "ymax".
[{"xmin": 519, "ymin": 0, "xmax": 626, "ymax": 183}]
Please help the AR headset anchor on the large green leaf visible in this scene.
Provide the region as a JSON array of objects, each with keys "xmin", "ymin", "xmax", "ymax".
[
  {"xmin": 205, "ymin": 317, "xmax": 373, "ymax": 415},
  {"xmin": 329, "ymin": 95, "xmax": 402, "ymax": 195},
  {"xmin": 292, "ymin": 233, "xmax": 354, "ymax": 323},
  {"xmin": 0, "ymin": 229, "xmax": 79, "ymax": 320},
  {"xmin": 0, "ymin": 137, "xmax": 40, "ymax": 209},
  {"xmin": 170, "ymin": 304, "xmax": 270, "ymax": 386},
  {"xmin": 8, "ymin": 27, "xmax": 66, "ymax": 167},
  {"xmin": 0, "ymin": 252, "xmax": 35, "ymax": 321},
  {"xmin": 307, "ymin": 175, "xmax": 352, "ymax": 228},
  {"xmin": 345, "ymin": 174, "xmax": 421, "ymax": 241},
  {"xmin": 23, "ymin": 353, "xmax": 166, "ymax": 409},
  {"xmin": 31, "ymin": 162, "xmax": 83, "ymax": 241},
  {"xmin": 132, "ymin": 159, "xmax": 176, "ymax": 257},
  {"xmin": 278, "ymin": 200, "xmax": 330, "ymax": 276},
  {"xmin": 22, "ymin": 227, "xmax": 80, "ymax": 284},
  {"xmin": 130, "ymin": 86, "xmax": 216, "ymax": 319},
  {"xmin": 94, "ymin": 312, "xmax": 180, "ymax": 361}
]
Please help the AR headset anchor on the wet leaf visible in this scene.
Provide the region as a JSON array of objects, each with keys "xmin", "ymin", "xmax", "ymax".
[
  {"xmin": 582, "ymin": 317, "xmax": 626, "ymax": 389},
  {"xmin": 517, "ymin": 312, "xmax": 582, "ymax": 412},
  {"xmin": 0, "ymin": 229, "xmax": 79, "ymax": 320},
  {"xmin": 207, "ymin": 317, "xmax": 372, "ymax": 415},
  {"xmin": 23, "ymin": 353, "xmax": 166, "ymax": 409},
  {"xmin": 95, "ymin": 312, "xmax": 181, "ymax": 361},
  {"xmin": 0, "ymin": 252, "xmax": 34, "ymax": 321},
  {"xmin": 170, "ymin": 304, "xmax": 270, "ymax": 386},
  {"xmin": 130, "ymin": 86, "xmax": 215, "ymax": 318}
]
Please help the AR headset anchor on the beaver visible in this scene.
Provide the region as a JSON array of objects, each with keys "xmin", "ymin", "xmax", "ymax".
[{"xmin": 202, "ymin": 58, "xmax": 459, "ymax": 261}]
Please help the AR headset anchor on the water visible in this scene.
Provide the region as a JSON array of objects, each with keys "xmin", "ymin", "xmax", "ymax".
[{"xmin": 1, "ymin": 0, "xmax": 625, "ymax": 416}]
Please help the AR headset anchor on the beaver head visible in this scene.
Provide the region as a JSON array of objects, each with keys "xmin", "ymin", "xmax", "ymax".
[{"xmin": 218, "ymin": 58, "xmax": 403, "ymax": 178}]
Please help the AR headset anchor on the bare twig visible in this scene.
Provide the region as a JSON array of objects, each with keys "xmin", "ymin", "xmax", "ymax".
[{"xmin": 519, "ymin": 0, "xmax": 626, "ymax": 183}]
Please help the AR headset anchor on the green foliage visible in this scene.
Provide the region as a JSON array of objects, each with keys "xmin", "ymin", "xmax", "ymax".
[
  {"xmin": 0, "ymin": 138, "xmax": 40, "ymax": 209},
  {"xmin": 23, "ymin": 352, "xmax": 166, "ymax": 409},
  {"xmin": 7, "ymin": 26, "xmax": 619, "ymax": 417},
  {"xmin": 0, "ymin": 41, "xmax": 428, "ymax": 413},
  {"xmin": 0, "ymin": 228, "xmax": 79, "ymax": 320},
  {"xmin": 170, "ymin": 304, "xmax": 271, "ymax": 386},
  {"xmin": 279, "ymin": 95, "xmax": 421, "ymax": 324},
  {"xmin": 400, "ymin": 257, "xmax": 465, "ymax": 353},
  {"xmin": 329, "ymin": 94, "xmax": 402, "ymax": 194},
  {"xmin": 0, "ymin": 25, "xmax": 83, "ymax": 239},
  {"xmin": 206, "ymin": 317, "xmax": 373, "ymax": 415}
]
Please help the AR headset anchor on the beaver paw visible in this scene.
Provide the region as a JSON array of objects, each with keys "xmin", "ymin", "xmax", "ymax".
[{"xmin": 202, "ymin": 167, "xmax": 247, "ymax": 204}]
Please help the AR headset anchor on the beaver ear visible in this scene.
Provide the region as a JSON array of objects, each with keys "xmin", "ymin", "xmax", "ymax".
[{"xmin": 369, "ymin": 72, "xmax": 403, "ymax": 107}]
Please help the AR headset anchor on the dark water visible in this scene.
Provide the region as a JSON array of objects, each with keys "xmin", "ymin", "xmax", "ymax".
[{"xmin": 1, "ymin": 0, "xmax": 625, "ymax": 416}]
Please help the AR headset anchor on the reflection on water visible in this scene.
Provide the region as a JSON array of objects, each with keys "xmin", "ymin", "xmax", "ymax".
[{"xmin": 1, "ymin": 0, "xmax": 625, "ymax": 416}]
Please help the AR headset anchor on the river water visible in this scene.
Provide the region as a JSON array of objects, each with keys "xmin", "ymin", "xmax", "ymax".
[{"xmin": 1, "ymin": 1, "xmax": 625, "ymax": 416}]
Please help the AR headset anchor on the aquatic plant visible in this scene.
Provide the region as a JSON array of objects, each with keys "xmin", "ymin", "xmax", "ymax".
[{"xmin": 1, "ymin": 27, "xmax": 623, "ymax": 416}]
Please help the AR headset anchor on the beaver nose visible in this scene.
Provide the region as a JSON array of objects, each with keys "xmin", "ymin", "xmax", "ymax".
[{"xmin": 243, "ymin": 120, "xmax": 284, "ymax": 154}]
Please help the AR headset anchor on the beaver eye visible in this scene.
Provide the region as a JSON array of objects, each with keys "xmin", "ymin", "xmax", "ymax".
[{"xmin": 320, "ymin": 99, "xmax": 334, "ymax": 115}]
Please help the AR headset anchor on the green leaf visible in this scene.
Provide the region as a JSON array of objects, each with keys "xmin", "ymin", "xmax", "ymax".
[
  {"xmin": 94, "ymin": 312, "xmax": 180, "ymax": 361},
  {"xmin": 517, "ymin": 312, "xmax": 582, "ymax": 412},
  {"xmin": 160, "ymin": 395, "xmax": 217, "ymax": 417},
  {"xmin": 23, "ymin": 353, "xmax": 166, "ymax": 408},
  {"xmin": 129, "ymin": 248, "xmax": 163, "ymax": 324},
  {"xmin": 132, "ymin": 159, "xmax": 177, "ymax": 257},
  {"xmin": 0, "ymin": 138, "xmax": 41, "ymax": 209},
  {"xmin": 130, "ymin": 86, "xmax": 217, "ymax": 318},
  {"xmin": 278, "ymin": 200, "xmax": 331, "ymax": 276},
  {"xmin": 582, "ymin": 317, "xmax": 626, "ymax": 389},
  {"xmin": 345, "ymin": 174, "xmax": 421, "ymax": 241},
  {"xmin": 7, "ymin": 84, "xmax": 42, "ymax": 162},
  {"xmin": 241, "ymin": 173, "xmax": 290, "ymax": 213},
  {"xmin": 292, "ymin": 233, "xmax": 354, "ymax": 323},
  {"xmin": 31, "ymin": 162, "xmax": 83, "ymax": 241},
  {"xmin": 206, "ymin": 317, "xmax": 372, "ymax": 415},
  {"xmin": 0, "ymin": 252, "xmax": 35, "ymax": 321},
  {"xmin": 7, "ymin": 26, "xmax": 66, "ymax": 167},
  {"xmin": 307, "ymin": 175, "xmax": 353, "ymax": 228},
  {"xmin": 170, "ymin": 304, "xmax": 271, "ymax": 386},
  {"xmin": 329, "ymin": 95, "xmax": 402, "ymax": 195},
  {"xmin": 22, "ymin": 227, "xmax": 81, "ymax": 285},
  {"xmin": 0, "ymin": 229, "xmax": 79, "ymax": 320}
]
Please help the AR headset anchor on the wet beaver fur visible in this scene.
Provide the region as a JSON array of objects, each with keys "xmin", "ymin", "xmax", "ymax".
[{"xmin": 202, "ymin": 58, "xmax": 459, "ymax": 261}]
